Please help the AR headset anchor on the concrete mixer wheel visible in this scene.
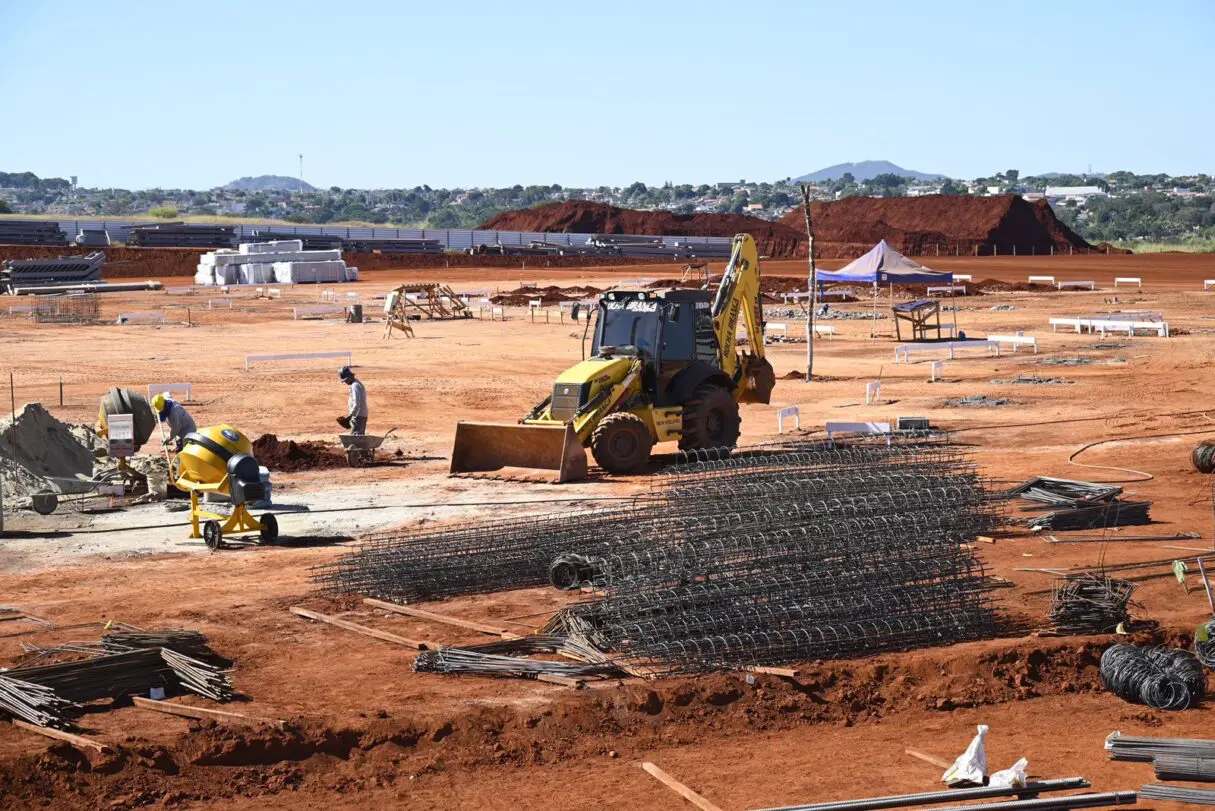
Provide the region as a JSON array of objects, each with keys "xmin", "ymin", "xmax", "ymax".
[
  {"xmin": 259, "ymin": 513, "xmax": 279, "ymax": 545},
  {"xmin": 203, "ymin": 520, "xmax": 223, "ymax": 550}
]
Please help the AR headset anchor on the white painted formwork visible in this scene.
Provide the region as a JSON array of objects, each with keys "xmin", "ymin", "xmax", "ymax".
[
  {"xmin": 194, "ymin": 264, "xmax": 241, "ymax": 286},
  {"xmin": 272, "ymin": 260, "xmax": 348, "ymax": 284},
  {"xmin": 240, "ymin": 240, "xmax": 303, "ymax": 255},
  {"xmin": 200, "ymin": 249, "xmax": 343, "ymax": 267},
  {"xmin": 194, "ymin": 264, "xmax": 215, "ymax": 286}
]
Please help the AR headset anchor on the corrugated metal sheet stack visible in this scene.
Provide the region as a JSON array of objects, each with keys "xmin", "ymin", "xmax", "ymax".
[
  {"xmin": 1, "ymin": 252, "xmax": 106, "ymax": 294},
  {"xmin": 128, "ymin": 224, "xmax": 236, "ymax": 248},
  {"xmin": 0, "ymin": 220, "xmax": 69, "ymax": 246}
]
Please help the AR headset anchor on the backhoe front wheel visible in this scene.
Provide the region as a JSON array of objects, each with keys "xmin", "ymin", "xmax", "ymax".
[
  {"xmin": 590, "ymin": 413, "xmax": 653, "ymax": 475},
  {"xmin": 680, "ymin": 384, "xmax": 741, "ymax": 452}
]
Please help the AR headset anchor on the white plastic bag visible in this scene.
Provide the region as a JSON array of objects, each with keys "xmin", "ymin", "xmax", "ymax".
[
  {"xmin": 942, "ymin": 724, "xmax": 989, "ymax": 786},
  {"xmin": 989, "ymin": 758, "xmax": 1028, "ymax": 789}
]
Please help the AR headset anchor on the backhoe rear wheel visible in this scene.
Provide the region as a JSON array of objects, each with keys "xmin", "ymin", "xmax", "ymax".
[
  {"xmin": 680, "ymin": 384, "xmax": 741, "ymax": 452},
  {"xmin": 590, "ymin": 413, "xmax": 653, "ymax": 475}
]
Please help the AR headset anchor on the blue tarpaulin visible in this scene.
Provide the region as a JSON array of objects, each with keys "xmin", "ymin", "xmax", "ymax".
[{"xmin": 816, "ymin": 240, "xmax": 952, "ymax": 284}]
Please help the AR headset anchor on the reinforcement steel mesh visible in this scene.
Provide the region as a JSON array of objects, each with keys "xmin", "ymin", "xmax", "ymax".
[{"xmin": 313, "ymin": 435, "xmax": 1002, "ymax": 673}]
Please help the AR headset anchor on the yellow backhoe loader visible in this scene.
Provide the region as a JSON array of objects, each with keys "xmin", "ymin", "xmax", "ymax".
[{"xmin": 451, "ymin": 233, "xmax": 776, "ymax": 481}]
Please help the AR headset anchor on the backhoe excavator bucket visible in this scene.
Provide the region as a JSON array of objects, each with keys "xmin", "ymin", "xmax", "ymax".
[
  {"xmin": 450, "ymin": 421, "xmax": 588, "ymax": 483},
  {"xmin": 738, "ymin": 355, "xmax": 777, "ymax": 404}
]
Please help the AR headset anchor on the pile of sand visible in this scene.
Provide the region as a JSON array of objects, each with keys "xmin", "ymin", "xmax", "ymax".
[{"xmin": 0, "ymin": 403, "xmax": 95, "ymax": 500}]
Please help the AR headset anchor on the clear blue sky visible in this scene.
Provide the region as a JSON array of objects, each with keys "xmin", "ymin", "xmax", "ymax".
[{"xmin": 2, "ymin": 0, "xmax": 1211, "ymax": 190}]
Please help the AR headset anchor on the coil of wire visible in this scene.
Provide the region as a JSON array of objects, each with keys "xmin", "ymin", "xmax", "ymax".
[
  {"xmin": 1196, "ymin": 619, "xmax": 1215, "ymax": 668},
  {"xmin": 1100, "ymin": 643, "xmax": 1206, "ymax": 711},
  {"xmin": 1192, "ymin": 440, "xmax": 1215, "ymax": 474}
]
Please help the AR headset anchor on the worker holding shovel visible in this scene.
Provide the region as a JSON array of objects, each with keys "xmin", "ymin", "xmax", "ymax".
[
  {"xmin": 150, "ymin": 393, "xmax": 197, "ymax": 452},
  {"xmin": 337, "ymin": 366, "xmax": 368, "ymax": 436}
]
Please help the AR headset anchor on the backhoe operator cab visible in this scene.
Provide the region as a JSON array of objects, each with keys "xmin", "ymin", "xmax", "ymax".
[{"xmin": 450, "ymin": 233, "xmax": 775, "ymax": 480}]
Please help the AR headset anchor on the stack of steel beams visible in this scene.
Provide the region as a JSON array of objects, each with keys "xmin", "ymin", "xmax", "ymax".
[
  {"xmin": 0, "ymin": 220, "xmax": 68, "ymax": 246},
  {"xmin": 129, "ymin": 224, "xmax": 236, "ymax": 248},
  {"xmin": 1, "ymin": 252, "xmax": 105, "ymax": 293}
]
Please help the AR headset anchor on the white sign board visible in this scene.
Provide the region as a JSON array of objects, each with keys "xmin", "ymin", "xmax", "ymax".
[{"xmin": 107, "ymin": 413, "xmax": 135, "ymax": 459}]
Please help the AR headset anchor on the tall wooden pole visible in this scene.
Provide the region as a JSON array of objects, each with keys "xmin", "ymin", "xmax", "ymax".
[{"xmin": 800, "ymin": 185, "xmax": 818, "ymax": 383}]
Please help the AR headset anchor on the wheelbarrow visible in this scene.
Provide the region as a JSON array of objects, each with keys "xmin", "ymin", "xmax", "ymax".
[{"xmin": 338, "ymin": 428, "xmax": 397, "ymax": 467}]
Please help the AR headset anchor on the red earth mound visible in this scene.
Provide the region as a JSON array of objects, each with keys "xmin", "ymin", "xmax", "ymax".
[
  {"xmin": 251, "ymin": 434, "xmax": 346, "ymax": 472},
  {"xmin": 479, "ymin": 201, "xmax": 805, "ymax": 258},
  {"xmin": 780, "ymin": 195, "xmax": 1101, "ymax": 259}
]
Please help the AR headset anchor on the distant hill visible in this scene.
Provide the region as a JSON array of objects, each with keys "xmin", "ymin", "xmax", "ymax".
[
  {"xmin": 795, "ymin": 161, "xmax": 944, "ymax": 183},
  {"xmin": 221, "ymin": 175, "xmax": 315, "ymax": 192}
]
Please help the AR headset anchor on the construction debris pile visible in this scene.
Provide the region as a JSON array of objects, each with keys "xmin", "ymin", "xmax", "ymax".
[
  {"xmin": 195, "ymin": 239, "xmax": 358, "ymax": 286},
  {"xmin": 129, "ymin": 223, "xmax": 236, "ymax": 248},
  {"xmin": 1007, "ymin": 477, "xmax": 1151, "ymax": 531},
  {"xmin": 0, "ymin": 628, "xmax": 231, "ymax": 729},
  {"xmin": 1, "ymin": 252, "xmax": 104, "ymax": 294},
  {"xmin": 318, "ymin": 436, "xmax": 1002, "ymax": 674},
  {"xmin": 0, "ymin": 220, "xmax": 68, "ymax": 246}
]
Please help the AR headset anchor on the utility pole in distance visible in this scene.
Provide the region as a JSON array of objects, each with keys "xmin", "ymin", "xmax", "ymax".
[{"xmin": 800, "ymin": 185, "xmax": 818, "ymax": 382}]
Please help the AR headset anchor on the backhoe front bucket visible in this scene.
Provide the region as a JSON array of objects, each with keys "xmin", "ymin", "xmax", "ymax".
[
  {"xmin": 450, "ymin": 421, "xmax": 588, "ymax": 483},
  {"xmin": 739, "ymin": 355, "xmax": 777, "ymax": 404}
]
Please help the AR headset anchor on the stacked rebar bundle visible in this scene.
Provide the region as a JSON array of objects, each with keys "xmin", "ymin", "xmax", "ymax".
[
  {"xmin": 414, "ymin": 635, "xmax": 622, "ymax": 680},
  {"xmin": 321, "ymin": 436, "xmax": 1001, "ymax": 674},
  {"xmin": 1048, "ymin": 573, "xmax": 1135, "ymax": 634},
  {"xmin": 1107, "ymin": 733, "xmax": 1215, "ymax": 764},
  {"xmin": 0, "ymin": 627, "xmax": 233, "ymax": 728},
  {"xmin": 1007, "ymin": 476, "xmax": 1151, "ymax": 531},
  {"xmin": 1139, "ymin": 785, "xmax": 1215, "ymax": 805}
]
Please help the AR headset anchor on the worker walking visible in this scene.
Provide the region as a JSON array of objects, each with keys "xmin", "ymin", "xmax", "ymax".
[
  {"xmin": 150, "ymin": 393, "xmax": 197, "ymax": 452},
  {"xmin": 338, "ymin": 366, "xmax": 368, "ymax": 436}
]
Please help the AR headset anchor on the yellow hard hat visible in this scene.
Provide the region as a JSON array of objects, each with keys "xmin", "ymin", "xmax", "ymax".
[{"xmin": 150, "ymin": 393, "xmax": 167, "ymax": 414}]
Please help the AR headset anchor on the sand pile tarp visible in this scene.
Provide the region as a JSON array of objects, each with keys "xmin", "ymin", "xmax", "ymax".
[{"xmin": 0, "ymin": 403, "xmax": 94, "ymax": 500}]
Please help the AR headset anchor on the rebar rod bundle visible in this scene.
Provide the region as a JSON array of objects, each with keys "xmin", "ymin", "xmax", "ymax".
[
  {"xmin": 414, "ymin": 635, "xmax": 623, "ymax": 680},
  {"xmin": 320, "ymin": 436, "xmax": 1001, "ymax": 674},
  {"xmin": 1139, "ymin": 784, "xmax": 1215, "ymax": 805},
  {"xmin": 754, "ymin": 779, "xmax": 1092, "ymax": 811},
  {"xmin": 0, "ymin": 627, "xmax": 233, "ymax": 728},
  {"xmin": 1048, "ymin": 574, "xmax": 1136, "ymax": 634},
  {"xmin": 1106, "ymin": 733, "xmax": 1215, "ymax": 762},
  {"xmin": 1154, "ymin": 755, "xmax": 1215, "ymax": 781}
]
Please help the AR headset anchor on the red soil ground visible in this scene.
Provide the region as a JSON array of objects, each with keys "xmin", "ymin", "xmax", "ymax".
[{"xmin": 781, "ymin": 195, "xmax": 1104, "ymax": 259}]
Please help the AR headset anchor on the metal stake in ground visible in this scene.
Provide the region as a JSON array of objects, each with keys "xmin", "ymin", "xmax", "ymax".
[{"xmin": 800, "ymin": 184, "xmax": 818, "ymax": 383}]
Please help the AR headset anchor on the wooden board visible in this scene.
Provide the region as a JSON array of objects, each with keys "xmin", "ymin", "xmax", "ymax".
[
  {"xmin": 641, "ymin": 762, "xmax": 723, "ymax": 811},
  {"xmin": 12, "ymin": 720, "xmax": 110, "ymax": 752},
  {"xmin": 131, "ymin": 696, "xmax": 285, "ymax": 730},
  {"xmin": 905, "ymin": 748, "xmax": 952, "ymax": 769},
  {"xmin": 363, "ymin": 598, "xmax": 520, "ymax": 639},
  {"xmin": 290, "ymin": 606, "xmax": 434, "ymax": 650}
]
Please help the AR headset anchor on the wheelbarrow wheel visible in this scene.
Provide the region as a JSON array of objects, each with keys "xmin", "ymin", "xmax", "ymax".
[
  {"xmin": 346, "ymin": 448, "xmax": 364, "ymax": 468},
  {"xmin": 203, "ymin": 520, "xmax": 223, "ymax": 550},
  {"xmin": 259, "ymin": 513, "xmax": 279, "ymax": 545},
  {"xmin": 31, "ymin": 491, "xmax": 59, "ymax": 516}
]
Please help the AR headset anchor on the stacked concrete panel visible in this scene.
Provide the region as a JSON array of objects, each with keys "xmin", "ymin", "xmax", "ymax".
[{"xmin": 194, "ymin": 241, "xmax": 356, "ymax": 286}]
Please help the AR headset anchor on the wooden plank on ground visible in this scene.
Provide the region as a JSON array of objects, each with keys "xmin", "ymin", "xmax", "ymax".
[
  {"xmin": 290, "ymin": 606, "xmax": 433, "ymax": 650},
  {"xmin": 536, "ymin": 673, "xmax": 585, "ymax": 689},
  {"xmin": 744, "ymin": 665, "xmax": 799, "ymax": 678},
  {"xmin": 641, "ymin": 762, "xmax": 723, "ymax": 811},
  {"xmin": 905, "ymin": 748, "xmax": 951, "ymax": 769},
  {"xmin": 363, "ymin": 598, "xmax": 520, "ymax": 639},
  {"xmin": 131, "ymin": 696, "xmax": 286, "ymax": 730},
  {"xmin": 12, "ymin": 720, "xmax": 111, "ymax": 752}
]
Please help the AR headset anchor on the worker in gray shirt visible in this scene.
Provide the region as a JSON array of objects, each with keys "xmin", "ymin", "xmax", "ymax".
[
  {"xmin": 151, "ymin": 393, "xmax": 198, "ymax": 452},
  {"xmin": 337, "ymin": 366, "xmax": 368, "ymax": 435}
]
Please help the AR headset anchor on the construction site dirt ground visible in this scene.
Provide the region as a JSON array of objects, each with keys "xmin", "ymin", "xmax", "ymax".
[{"xmin": 2, "ymin": 251, "xmax": 1215, "ymax": 809}]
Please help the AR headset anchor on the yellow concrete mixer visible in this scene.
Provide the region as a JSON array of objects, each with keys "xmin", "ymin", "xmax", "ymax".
[{"xmin": 173, "ymin": 425, "xmax": 278, "ymax": 549}]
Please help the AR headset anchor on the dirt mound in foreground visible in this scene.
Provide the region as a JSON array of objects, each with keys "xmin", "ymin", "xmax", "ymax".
[
  {"xmin": 252, "ymin": 434, "xmax": 345, "ymax": 472},
  {"xmin": 781, "ymin": 195, "xmax": 1100, "ymax": 259},
  {"xmin": 479, "ymin": 201, "xmax": 805, "ymax": 258}
]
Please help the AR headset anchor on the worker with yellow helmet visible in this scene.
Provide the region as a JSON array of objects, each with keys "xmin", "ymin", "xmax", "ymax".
[{"xmin": 150, "ymin": 393, "xmax": 197, "ymax": 452}]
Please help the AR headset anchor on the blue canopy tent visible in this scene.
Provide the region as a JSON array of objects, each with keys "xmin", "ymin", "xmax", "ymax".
[
  {"xmin": 816, "ymin": 240, "xmax": 952, "ymax": 285},
  {"xmin": 813, "ymin": 241, "xmax": 954, "ymax": 340}
]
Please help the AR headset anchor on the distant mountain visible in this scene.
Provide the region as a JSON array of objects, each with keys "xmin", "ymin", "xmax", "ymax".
[
  {"xmin": 221, "ymin": 175, "xmax": 315, "ymax": 192},
  {"xmin": 794, "ymin": 161, "xmax": 944, "ymax": 183}
]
